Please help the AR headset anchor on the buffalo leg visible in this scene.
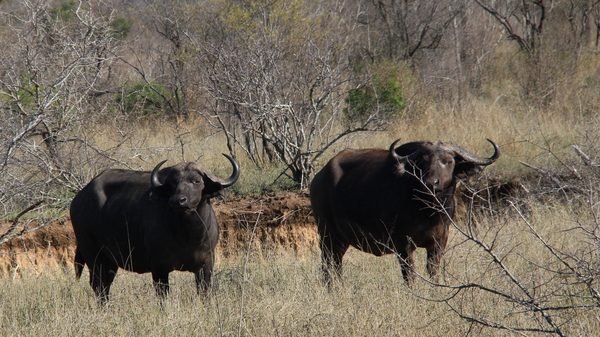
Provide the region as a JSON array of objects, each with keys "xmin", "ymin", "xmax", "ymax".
[
  {"xmin": 195, "ymin": 254, "xmax": 214, "ymax": 295},
  {"xmin": 318, "ymin": 228, "xmax": 348, "ymax": 286},
  {"xmin": 395, "ymin": 236, "xmax": 417, "ymax": 285},
  {"xmin": 152, "ymin": 271, "xmax": 170, "ymax": 298},
  {"xmin": 426, "ymin": 237, "xmax": 447, "ymax": 280},
  {"xmin": 320, "ymin": 242, "xmax": 348, "ymax": 286},
  {"xmin": 89, "ymin": 258, "xmax": 118, "ymax": 306}
]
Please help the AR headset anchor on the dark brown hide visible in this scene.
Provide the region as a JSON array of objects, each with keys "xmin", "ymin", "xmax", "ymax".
[
  {"xmin": 70, "ymin": 155, "xmax": 239, "ymax": 304},
  {"xmin": 310, "ymin": 140, "xmax": 499, "ymax": 285}
]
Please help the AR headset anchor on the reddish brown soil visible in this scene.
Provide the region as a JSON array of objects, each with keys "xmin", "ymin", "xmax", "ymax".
[{"xmin": 0, "ymin": 191, "xmax": 317, "ymax": 277}]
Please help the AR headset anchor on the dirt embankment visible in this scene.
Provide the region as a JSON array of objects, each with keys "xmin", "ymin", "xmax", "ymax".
[
  {"xmin": 0, "ymin": 179, "xmax": 522, "ymax": 278},
  {"xmin": 0, "ymin": 191, "xmax": 317, "ymax": 277}
]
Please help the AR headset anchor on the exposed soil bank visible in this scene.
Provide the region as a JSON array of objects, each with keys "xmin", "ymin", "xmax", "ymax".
[
  {"xmin": 0, "ymin": 178, "xmax": 523, "ymax": 278},
  {"xmin": 0, "ymin": 191, "xmax": 317, "ymax": 277}
]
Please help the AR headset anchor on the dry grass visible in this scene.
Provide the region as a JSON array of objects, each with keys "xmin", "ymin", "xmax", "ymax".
[
  {"xmin": 1, "ymin": 196, "xmax": 598, "ymax": 336},
  {"xmin": 3, "ymin": 90, "xmax": 598, "ymax": 335},
  {"xmin": 304, "ymin": 95, "xmax": 585, "ymax": 184},
  {"xmin": 55, "ymin": 75, "xmax": 589, "ymax": 199}
]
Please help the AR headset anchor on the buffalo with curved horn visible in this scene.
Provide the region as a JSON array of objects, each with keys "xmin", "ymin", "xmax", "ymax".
[
  {"xmin": 70, "ymin": 154, "xmax": 240, "ymax": 304},
  {"xmin": 310, "ymin": 139, "xmax": 499, "ymax": 285}
]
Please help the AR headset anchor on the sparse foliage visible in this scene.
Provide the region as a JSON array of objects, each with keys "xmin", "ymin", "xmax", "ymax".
[
  {"xmin": 475, "ymin": 0, "xmax": 546, "ymax": 58},
  {"xmin": 0, "ymin": 0, "xmax": 123, "ymax": 213},
  {"xmin": 190, "ymin": 0, "xmax": 404, "ymax": 188},
  {"xmin": 357, "ymin": 0, "xmax": 463, "ymax": 60}
]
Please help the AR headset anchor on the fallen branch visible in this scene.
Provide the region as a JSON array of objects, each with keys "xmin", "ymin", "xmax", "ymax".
[
  {"xmin": 0, "ymin": 200, "xmax": 44, "ymax": 245},
  {"xmin": 572, "ymin": 145, "xmax": 598, "ymax": 167}
]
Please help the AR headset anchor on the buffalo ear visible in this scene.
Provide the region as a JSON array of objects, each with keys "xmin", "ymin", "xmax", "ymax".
[
  {"xmin": 454, "ymin": 161, "xmax": 482, "ymax": 179},
  {"xmin": 395, "ymin": 161, "xmax": 407, "ymax": 175},
  {"xmin": 202, "ymin": 179, "xmax": 225, "ymax": 199},
  {"xmin": 149, "ymin": 191, "xmax": 160, "ymax": 201}
]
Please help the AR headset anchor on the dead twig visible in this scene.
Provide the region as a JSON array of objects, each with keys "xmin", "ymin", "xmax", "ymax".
[{"xmin": 0, "ymin": 200, "xmax": 44, "ymax": 245}]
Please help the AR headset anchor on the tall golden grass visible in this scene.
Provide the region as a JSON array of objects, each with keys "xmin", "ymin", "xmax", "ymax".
[
  {"xmin": 1, "ymin": 197, "xmax": 598, "ymax": 336},
  {"xmin": 89, "ymin": 93, "xmax": 586, "ymax": 187}
]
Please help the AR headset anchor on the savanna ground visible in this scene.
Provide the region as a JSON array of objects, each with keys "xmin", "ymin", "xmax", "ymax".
[
  {"xmin": 1, "ymin": 190, "xmax": 599, "ymax": 337},
  {"xmin": 1, "ymin": 113, "xmax": 600, "ymax": 336}
]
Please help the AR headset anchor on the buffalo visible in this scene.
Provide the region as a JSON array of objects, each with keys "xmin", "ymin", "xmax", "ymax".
[
  {"xmin": 310, "ymin": 139, "xmax": 500, "ymax": 285},
  {"xmin": 70, "ymin": 155, "xmax": 239, "ymax": 304}
]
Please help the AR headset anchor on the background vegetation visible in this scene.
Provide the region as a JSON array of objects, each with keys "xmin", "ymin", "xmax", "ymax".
[
  {"xmin": 4, "ymin": 0, "xmax": 599, "ymax": 209},
  {"xmin": 1, "ymin": 0, "xmax": 600, "ymax": 335}
]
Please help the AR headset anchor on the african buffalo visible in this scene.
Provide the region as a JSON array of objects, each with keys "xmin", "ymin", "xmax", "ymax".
[
  {"xmin": 70, "ymin": 154, "xmax": 239, "ymax": 304},
  {"xmin": 310, "ymin": 139, "xmax": 500, "ymax": 285}
]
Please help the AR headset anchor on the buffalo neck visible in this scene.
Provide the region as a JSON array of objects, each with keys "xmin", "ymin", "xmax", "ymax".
[
  {"xmin": 404, "ymin": 176, "xmax": 457, "ymax": 216},
  {"xmin": 170, "ymin": 198, "xmax": 217, "ymax": 242}
]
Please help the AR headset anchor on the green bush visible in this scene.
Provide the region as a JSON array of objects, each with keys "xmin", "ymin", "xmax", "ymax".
[
  {"xmin": 3, "ymin": 72, "xmax": 36, "ymax": 114},
  {"xmin": 344, "ymin": 77, "xmax": 406, "ymax": 126},
  {"xmin": 50, "ymin": 1, "xmax": 77, "ymax": 21},
  {"xmin": 110, "ymin": 17, "xmax": 134, "ymax": 40},
  {"xmin": 115, "ymin": 81, "xmax": 170, "ymax": 117}
]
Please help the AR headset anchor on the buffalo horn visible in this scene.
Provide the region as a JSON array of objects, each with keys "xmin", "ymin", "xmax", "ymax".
[
  {"xmin": 389, "ymin": 139, "xmax": 403, "ymax": 162},
  {"xmin": 449, "ymin": 139, "xmax": 500, "ymax": 165},
  {"xmin": 219, "ymin": 154, "xmax": 240, "ymax": 187},
  {"xmin": 390, "ymin": 139, "xmax": 422, "ymax": 163},
  {"xmin": 151, "ymin": 160, "xmax": 168, "ymax": 188}
]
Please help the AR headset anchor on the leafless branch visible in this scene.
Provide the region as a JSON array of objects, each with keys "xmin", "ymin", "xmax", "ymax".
[{"xmin": 0, "ymin": 200, "xmax": 43, "ymax": 245}]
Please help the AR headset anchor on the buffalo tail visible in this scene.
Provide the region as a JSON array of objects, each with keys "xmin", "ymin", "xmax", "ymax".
[{"xmin": 74, "ymin": 248, "xmax": 85, "ymax": 280}]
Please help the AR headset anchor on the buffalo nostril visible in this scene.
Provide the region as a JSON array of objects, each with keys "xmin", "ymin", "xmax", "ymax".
[
  {"xmin": 178, "ymin": 196, "xmax": 187, "ymax": 206},
  {"xmin": 169, "ymin": 195, "xmax": 192, "ymax": 210},
  {"xmin": 169, "ymin": 195, "xmax": 188, "ymax": 207}
]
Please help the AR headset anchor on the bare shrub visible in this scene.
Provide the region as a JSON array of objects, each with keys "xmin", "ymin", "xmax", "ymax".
[
  {"xmin": 189, "ymin": 1, "xmax": 405, "ymax": 189},
  {"xmin": 0, "ymin": 1, "xmax": 129, "ymax": 215},
  {"xmin": 408, "ymin": 137, "xmax": 600, "ymax": 336}
]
